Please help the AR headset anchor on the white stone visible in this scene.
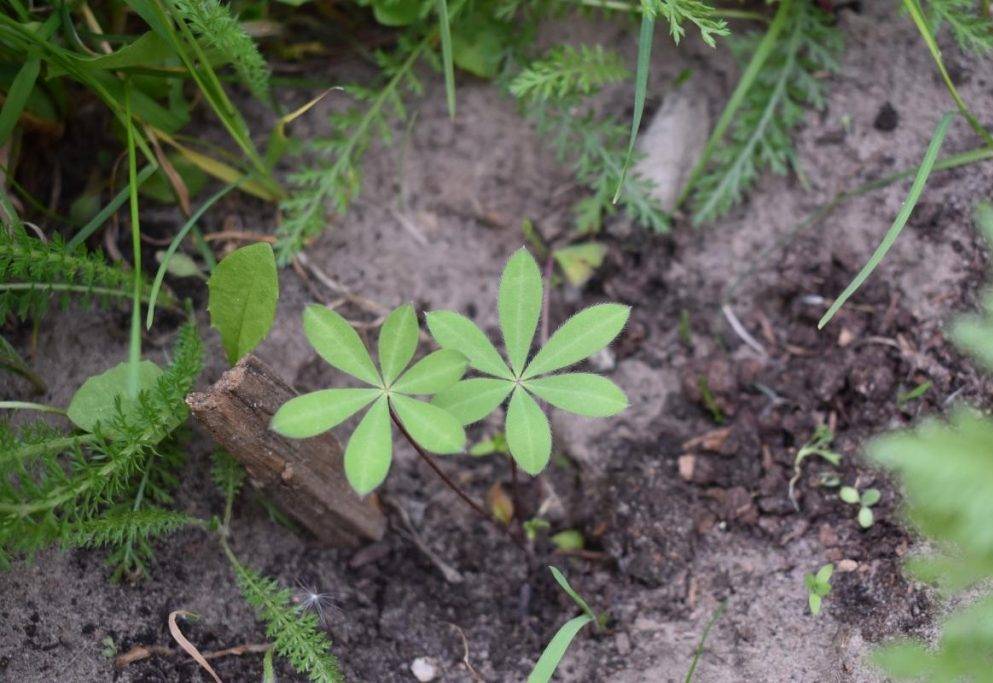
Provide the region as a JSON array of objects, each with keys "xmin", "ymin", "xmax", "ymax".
[{"xmin": 411, "ymin": 657, "xmax": 439, "ymax": 682}]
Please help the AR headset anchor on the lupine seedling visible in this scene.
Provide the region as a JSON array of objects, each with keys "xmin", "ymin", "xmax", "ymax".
[
  {"xmin": 804, "ymin": 564, "xmax": 834, "ymax": 616},
  {"xmin": 840, "ymin": 485, "xmax": 881, "ymax": 529},
  {"xmin": 270, "ymin": 303, "xmax": 469, "ymax": 494},
  {"xmin": 429, "ymin": 247, "xmax": 630, "ymax": 475}
]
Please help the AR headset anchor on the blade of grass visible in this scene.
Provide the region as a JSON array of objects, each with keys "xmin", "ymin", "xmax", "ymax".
[
  {"xmin": 684, "ymin": 600, "xmax": 728, "ymax": 682},
  {"xmin": 676, "ymin": 0, "xmax": 794, "ymax": 208},
  {"xmin": 0, "ymin": 55, "xmax": 40, "ymax": 146},
  {"xmin": 613, "ymin": 10, "xmax": 655, "ymax": 203},
  {"xmin": 145, "ymin": 180, "xmax": 240, "ymax": 329},
  {"xmin": 437, "ymin": 0, "xmax": 456, "ymax": 119},
  {"xmin": 902, "ymin": 0, "xmax": 993, "ymax": 148},
  {"xmin": 125, "ymin": 83, "xmax": 143, "ymax": 399},
  {"xmin": 818, "ymin": 111, "xmax": 956, "ymax": 329},
  {"xmin": 0, "ymin": 401, "xmax": 66, "ymax": 415}
]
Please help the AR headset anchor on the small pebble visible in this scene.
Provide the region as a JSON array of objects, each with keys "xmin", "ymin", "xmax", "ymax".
[
  {"xmin": 615, "ymin": 631, "xmax": 631, "ymax": 656},
  {"xmin": 411, "ymin": 657, "xmax": 439, "ymax": 682},
  {"xmin": 837, "ymin": 559, "xmax": 859, "ymax": 572}
]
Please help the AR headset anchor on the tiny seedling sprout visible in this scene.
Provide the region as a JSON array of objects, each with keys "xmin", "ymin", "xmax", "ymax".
[
  {"xmin": 804, "ymin": 564, "xmax": 834, "ymax": 616},
  {"xmin": 840, "ymin": 485, "xmax": 881, "ymax": 529}
]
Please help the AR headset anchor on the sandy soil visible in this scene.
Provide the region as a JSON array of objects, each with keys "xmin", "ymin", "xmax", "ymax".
[{"xmin": 3, "ymin": 2, "xmax": 993, "ymax": 681}]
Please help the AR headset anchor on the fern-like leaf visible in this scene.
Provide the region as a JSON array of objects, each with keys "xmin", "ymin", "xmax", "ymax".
[
  {"xmin": 0, "ymin": 228, "xmax": 172, "ymax": 320},
  {"xmin": 276, "ymin": 39, "xmax": 425, "ymax": 264},
  {"xmin": 651, "ymin": 0, "xmax": 730, "ymax": 47},
  {"xmin": 690, "ymin": 2, "xmax": 841, "ymax": 224},
  {"xmin": 509, "ymin": 45, "xmax": 629, "ymax": 101},
  {"xmin": 924, "ymin": 0, "xmax": 993, "ymax": 54},
  {"xmin": 228, "ymin": 551, "xmax": 342, "ymax": 682},
  {"xmin": 0, "ymin": 324, "xmax": 202, "ymax": 571},
  {"xmin": 169, "ymin": 0, "xmax": 271, "ymax": 101}
]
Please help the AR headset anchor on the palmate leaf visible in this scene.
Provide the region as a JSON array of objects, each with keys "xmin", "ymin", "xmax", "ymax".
[
  {"xmin": 499, "ymin": 247, "xmax": 543, "ymax": 376},
  {"xmin": 524, "ymin": 373, "xmax": 628, "ymax": 417},
  {"xmin": 343, "ymin": 396, "xmax": 393, "ymax": 495},
  {"xmin": 506, "ymin": 388, "xmax": 552, "ymax": 475},
  {"xmin": 273, "ymin": 303, "xmax": 467, "ymax": 494},
  {"xmin": 391, "ymin": 394, "xmax": 465, "ymax": 454},
  {"xmin": 378, "ymin": 303, "xmax": 418, "ymax": 385},
  {"xmin": 391, "ymin": 350, "xmax": 467, "ymax": 394},
  {"xmin": 425, "ymin": 311, "xmax": 513, "ymax": 379},
  {"xmin": 432, "ymin": 378, "xmax": 514, "ymax": 425},
  {"xmin": 270, "ymin": 388, "xmax": 381, "ymax": 439},
  {"xmin": 303, "ymin": 305, "xmax": 382, "ymax": 387},
  {"xmin": 522, "ymin": 304, "xmax": 630, "ymax": 379}
]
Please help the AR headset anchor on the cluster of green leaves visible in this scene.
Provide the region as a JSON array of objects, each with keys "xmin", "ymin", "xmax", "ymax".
[
  {"xmin": 0, "ymin": 227, "xmax": 169, "ymax": 321},
  {"xmin": 0, "ymin": 323, "xmax": 202, "ymax": 577},
  {"xmin": 686, "ymin": 0, "xmax": 842, "ymax": 224},
  {"xmin": 226, "ymin": 549, "xmax": 342, "ymax": 682},
  {"xmin": 652, "ymin": 0, "xmax": 730, "ymax": 47},
  {"xmin": 804, "ymin": 563, "xmax": 833, "ymax": 616},
  {"xmin": 923, "ymin": 0, "xmax": 993, "ymax": 54},
  {"xmin": 867, "ymin": 212, "xmax": 993, "ymax": 678},
  {"xmin": 839, "ymin": 485, "xmax": 880, "ymax": 528},
  {"xmin": 510, "ymin": 42, "xmax": 667, "ymax": 233},
  {"xmin": 272, "ymin": 247, "xmax": 629, "ymax": 494}
]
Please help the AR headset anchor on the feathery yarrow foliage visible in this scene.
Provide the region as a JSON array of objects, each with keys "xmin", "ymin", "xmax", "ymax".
[
  {"xmin": 169, "ymin": 0, "xmax": 271, "ymax": 101},
  {"xmin": 0, "ymin": 228, "xmax": 168, "ymax": 320},
  {"xmin": 923, "ymin": 0, "xmax": 993, "ymax": 54},
  {"xmin": 276, "ymin": 38, "xmax": 425, "ymax": 264},
  {"xmin": 690, "ymin": 1, "xmax": 842, "ymax": 224},
  {"xmin": 0, "ymin": 323, "xmax": 201, "ymax": 576},
  {"xmin": 649, "ymin": 0, "xmax": 730, "ymax": 48},
  {"xmin": 509, "ymin": 45, "xmax": 629, "ymax": 101},
  {"xmin": 868, "ymin": 211, "xmax": 993, "ymax": 678},
  {"xmin": 229, "ymin": 553, "xmax": 342, "ymax": 682}
]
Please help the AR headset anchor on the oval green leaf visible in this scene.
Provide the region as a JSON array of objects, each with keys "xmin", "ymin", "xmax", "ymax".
[
  {"xmin": 523, "ymin": 304, "xmax": 630, "ymax": 379},
  {"xmin": 270, "ymin": 387, "xmax": 381, "ymax": 439},
  {"xmin": 207, "ymin": 242, "xmax": 279, "ymax": 365},
  {"xmin": 505, "ymin": 387, "xmax": 552, "ymax": 475},
  {"xmin": 431, "ymin": 377, "xmax": 513, "ymax": 425},
  {"xmin": 524, "ymin": 373, "xmax": 627, "ymax": 417},
  {"xmin": 344, "ymin": 396, "xmax": 393, "ymax": 495},
  {"xmin": 67, "ymin": 360, "xmax": 163, "ymax": 435},
  {"xmin": 303, "ymin": 305, "xmax": 381, "ymax": 387},
  {"xmin": 392, "ymin": 349, "xmax": 468, "ymax": 395},
  {"xmin": 425, "ymin": 310, "xmax": 512, "ymax": 380},
  {"xmin": 391, "ymin": 394, "xmax": 465, "ymax": 454},
  {"xmin": 499, "ymin": 247, "xmax": 543, "ymax": 376},
  {"xmin": 378, "ymin": 303, "xmax": 418, "ymax": 385}
]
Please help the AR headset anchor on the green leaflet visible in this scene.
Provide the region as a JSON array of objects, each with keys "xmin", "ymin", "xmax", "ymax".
[
  {"xmin": 378, "ymin": 303, "xmax": 419, "ymax": 385},
  {"xmin": 303, "ymin": 305, "xmax": 382, "ymax": 387},
  {"xmin": 67, "ymin": 360, "xmax": 163, "ymax": 435},
  {"xmin": 207, "ymin": 243, "xmax": 279, "ymax": 365},
  {"xmin": 523, "ymin": 304, "xmax": 629, "ymax": 379},
  {"xmin": 270, "ymin": 388, "xmax": 381, "ymax": 439},
  {"xmin": 391, "ymin": 394, "xmax": 465, "ymax": 454},
  {"xmin": 499, "ymin": 247, "xmax": 543, "ymax": 376},
  {"xmin": 524, "ymin": 373, "xmax": 628, "ymax": 417},
  {"xmin": 437, "ymin": 0, "xmax": 456, "ymax": 118},
  {"xmin": 505, "ymin": 387, "xmax": 551, "ymax": 475},
  {"xmin": 391, "ymin": 349, "xmax": 468, "ymax": 395},
  {"xmin": 432, "ymin": 377, "xmax": 514, "ymax": 425},
  {"xmin": 426, "ymin": 310, "xmax": 513, "ymax": 379},
  {"xmin": 343, "ymin": 396, "xmax": 393, "ymax": 495},
  {"xmin": 527, "ymin": 615, "xmax": 594, "ymax": 683}
]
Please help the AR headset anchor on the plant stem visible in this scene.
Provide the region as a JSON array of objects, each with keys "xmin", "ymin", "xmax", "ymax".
[{"xmin": 388, "ymin": 405, "xmax": 524, "ymax": 548}]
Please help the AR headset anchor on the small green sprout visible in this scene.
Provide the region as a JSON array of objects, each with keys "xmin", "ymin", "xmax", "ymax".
[
  {"xmin": 804, "ymin": 563, "xmax": 834, "ymax": 616},
  {"xmin": 789, "ymin": 426, "xmax": 843, "ymax": 510},
  {"xmin": 529, "ymin": 566, "xmax": 602, "ymax": 683},
  {"xmin": 896, "ymin": 380, "xmax": 932, "ymax": 407},
  {"xmin": 271, "ymin": 303, "xmax": 468, "ymax": 494},
  {"xmin": 523, "ymin": 518, "xmax": 551, "ymax": 541},
  {"xmin": 469, "ymin": 431, "xmax": 508, "ymax": 456},
  {"xmin": 840, "ymin": 485, "xmax": 881, "ymax": 528},
  {"xmin": 550, "ymin": 529, "xmax": 584, "ymax": 551}
]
